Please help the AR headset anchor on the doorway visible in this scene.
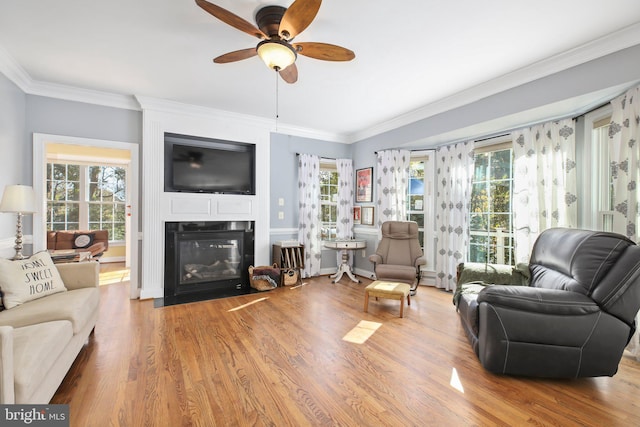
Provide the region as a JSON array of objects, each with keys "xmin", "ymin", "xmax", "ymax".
[{"xmin": 32, "ymin": 133, "xmax": 140, "ymax": 298}]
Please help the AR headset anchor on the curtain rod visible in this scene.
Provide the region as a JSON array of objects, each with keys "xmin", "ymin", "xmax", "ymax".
[
  {"xmin": 373, "ymin": 148, "xmax": 436, "ymax": 155},
  {"xmin": 295, "ymin": 153, "xmax": 337, "ymax": 160},
  {"xmin": 572, "ymin": 99, "xmax": 612, "ymax": 120}
]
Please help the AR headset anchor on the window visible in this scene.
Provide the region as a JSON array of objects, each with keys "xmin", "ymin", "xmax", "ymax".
[
  {"xmin": 319, "ymin": 162, "xmax": 338, "ymax": 240},
  {"xmin": 47, "ymin": 164, "xmax": 81, "ymax": 230},
  {"xmin": 46, "ymin": 162, "xmax": 127, "ymax": 241},
  {"xmin": 406, "ymin": 152, "xmax": 435, "ymax": 271},
  {"xmin": 589, "ymin": 113, "xmax": 638, "ymax": 235},
  {"xmin": 469, "ymin": 145, "xmax": 515, "ymax": 265},
  {"xmin": 407, "ymin": 158, "xmax": 426, "ymax": 247}
]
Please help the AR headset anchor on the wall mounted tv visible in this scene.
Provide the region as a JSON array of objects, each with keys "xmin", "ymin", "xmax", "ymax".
[{"xmin": 164, "ymin": 133, "xmax": 256, "ymax": 195}]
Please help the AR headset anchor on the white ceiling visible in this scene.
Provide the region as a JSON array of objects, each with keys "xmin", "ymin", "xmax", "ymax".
[{"xmin": 1, "ymin": 1, "xmax": 640, "ymax": 141}]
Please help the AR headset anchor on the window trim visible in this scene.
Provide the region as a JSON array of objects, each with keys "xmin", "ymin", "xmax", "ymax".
[
  {"xmin": 319, "ymin": 159, "xmax": 338, "ymax": 241},
  {"xmin": 581, "ymin": 104, "xmax": 613, "ymax": 230},
  {"xmin": 469, "ymin": 143, "xmax": 515, "ymax": 265},
  {"xmin": 407, "ymin": 150, "xmax": 435, "ymax": 272},
  {"xmin": 46, "ymin": 159, "xmax": 128, "ymax": 243}
]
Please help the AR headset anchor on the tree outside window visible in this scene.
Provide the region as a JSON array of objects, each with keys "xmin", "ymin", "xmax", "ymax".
[
  {"xmin": 407, "ymin": 159, "xmax": 425, "ymax": 247},
  {"xmin": 469, "ymin": 148, "xmax": 514, "ymax": 265},
  {"xmin": 47, "ymin": 163, "xmax": 80, "ymax": 230},
  {"xmin": 319, "ymin": 166, "xmax": 338, "ymax": 240},
  {"xmin": 46, "ymin": 162, "xmax": 127, "ymax": 241},
  {"xmin": 88, "ymin": 166, "xmax": 127, "ymax": 241}
]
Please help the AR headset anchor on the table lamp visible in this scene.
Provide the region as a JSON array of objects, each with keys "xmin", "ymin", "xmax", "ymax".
[{"xmin": 0, "ymin": 184, "xmax": 37, "ymax": 260}]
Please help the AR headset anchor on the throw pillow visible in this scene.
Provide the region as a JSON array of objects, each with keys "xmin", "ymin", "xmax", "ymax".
[
  {"xmin": 0, "ymin": 251, "xmax": 67, "ymax": 309},
  {"xmin": 73, "ymin": 232, "xmax": 95, "ymax": 249}
]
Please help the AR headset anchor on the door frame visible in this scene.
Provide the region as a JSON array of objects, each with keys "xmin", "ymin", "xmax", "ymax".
[{"xmin": 33, "ymin": 133, "xmax": 140, "ymax": 299}]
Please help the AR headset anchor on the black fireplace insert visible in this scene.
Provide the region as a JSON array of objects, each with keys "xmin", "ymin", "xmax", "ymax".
[{"xmin": 163, "ymin": 221, "xmax": 255, "ymax": 305}]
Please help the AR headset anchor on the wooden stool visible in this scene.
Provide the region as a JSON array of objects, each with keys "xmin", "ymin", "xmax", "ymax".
[{"xmin": 364, "ymin": 281, "xmax": 411, "ymax": 318}]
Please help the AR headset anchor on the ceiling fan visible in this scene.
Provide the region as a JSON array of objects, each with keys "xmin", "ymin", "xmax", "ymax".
[{"xmin": 195, "ymin": 0, "xmax": 355, "ymax": 83}]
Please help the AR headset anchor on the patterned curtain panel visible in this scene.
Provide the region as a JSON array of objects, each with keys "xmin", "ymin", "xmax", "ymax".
[
  {"xmin": 434, "ymin": 141, "xmax": 474, "ymax": 291},
  {"xmin": 336, "ymin": 159, "xmax": 354, "ymax": 266},
  {"xmin": 297, "ymin": 154, "xmax": 321, "ymax": 277},
  {"xmin": 609, "ymin": 85, "xmax": 640, "ymax": 360},
  {"xmin": 375, "ymin": 150, "xmax": 410, "ymax": 238},
  {"xmin": 512, "ymin": 118, "xmax": 577, "ymax": 263}
]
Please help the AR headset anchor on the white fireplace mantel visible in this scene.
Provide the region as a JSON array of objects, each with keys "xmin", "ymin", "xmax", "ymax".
[{"xmin": 137, "ymin": 96, "xmax": 271, "ymax": 299}]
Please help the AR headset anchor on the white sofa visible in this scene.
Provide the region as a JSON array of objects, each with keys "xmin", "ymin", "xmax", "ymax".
[{"xmin": 0, "ymin": 261, "xmax": 100, "ymax": 403}]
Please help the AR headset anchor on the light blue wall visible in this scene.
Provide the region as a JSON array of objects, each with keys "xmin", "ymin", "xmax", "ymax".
[
  {"xmin": 26, "ymin": 95, "xmax": 141, "ymax": 146},
  {"xmin": 269, "ymin": 132, "xmax": 352, "ymax": 270},
  {"xmin": 3, "ymin": 42, "xmax": 639, "ymax": 268},
  {"xmin": 0, "ymin": 73, "xmax": 28, "ymax": 251},
  {"xmin": 269, "ymin": 132, "xmax": 351, "ymax": 230},
  {"xmin": 353, "ymin": 44, "xmax": 640, "ymax": 155}
]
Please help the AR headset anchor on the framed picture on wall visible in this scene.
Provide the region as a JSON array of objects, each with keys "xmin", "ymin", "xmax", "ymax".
[
  {"xmin": 353, "ymin": 206, "xmax": 361, "ymax": 224},
  {"xmin": 361, "ymin": 206, "xmax": 374, "ymax": 226},
  {"xmin": 356, "ymin": 167, "xmax": 373, "ymax": 203}
]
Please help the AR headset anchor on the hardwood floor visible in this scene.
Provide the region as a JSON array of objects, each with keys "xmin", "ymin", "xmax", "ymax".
[
  {"xmin": 99, "ymin": 262, "xmax": 130, "ymax": 286},
  {"xmin": 52, "ymin": 276, "xmax": 640, "ymax": 426}
]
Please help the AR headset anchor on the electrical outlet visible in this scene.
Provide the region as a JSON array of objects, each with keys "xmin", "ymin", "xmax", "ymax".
[
  {"xmin": 278, "ymin": 211, "xmax": 284, "ymax": 220},
  {"xmin": 278, "ymin": 198, "xmax": 285, "ymax": 206}
]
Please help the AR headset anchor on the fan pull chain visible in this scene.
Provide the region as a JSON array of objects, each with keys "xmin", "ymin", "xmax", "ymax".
[{"xmin": 275, "ymin": 69, "xmax": 279, "ymax": 132}]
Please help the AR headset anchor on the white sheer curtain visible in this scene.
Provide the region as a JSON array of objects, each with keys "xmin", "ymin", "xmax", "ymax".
[
  {"xmin": 512, "ymin": 118, "xmax": 578, "ymax": 263},
  {"xmin": 336, "ymin": 159, "xmax": 354, "ymax": 265},
  {"xmin": 336, "ymin": 159, "xmax": 354, "ymax": 239},
  {"xmin": 609, "ymin": 85, "xmax": 640, "ymax": 359},
  {"xmin": 375, "ymin": 150, "xmax": 410, "ymax": 237},
  {"xmin": 434, "ymin": 141, "xmax": 474, "ymax": 291},
  {"xmin": 297, "ymin": 154, "xmax": 321, "ymax": 278}
]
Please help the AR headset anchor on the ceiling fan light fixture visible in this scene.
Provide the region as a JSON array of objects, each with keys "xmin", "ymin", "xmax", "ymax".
[{"xmin": 257, "ymin": 40, "xmax": 297, "ymax": 71}]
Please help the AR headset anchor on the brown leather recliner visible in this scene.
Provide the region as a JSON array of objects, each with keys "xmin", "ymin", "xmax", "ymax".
[
  {"xmin": 47, "ymin": 230, "xmax": 109, "ymax": 259},
  {"xmin": 455, "ymin": 228, "xmax": 640, "ymax": 378},
  {"xmin": 369, "ymin": 221, "xmax": 426, "ymax": 295}
]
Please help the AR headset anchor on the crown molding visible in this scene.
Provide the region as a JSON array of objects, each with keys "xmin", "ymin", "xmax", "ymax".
[
  {"xmin": 0, "ymin": 44, "xmax": 140, "ymax": 111},
  {"xmin": 135, "ymin": 95, "xmax": 348, "ymax": 142},
  {"xmin": 348, "ymin": 22, "xmax": 640, "ymax": 142},
  {"xmin": 3, "ymin": 21, "xmax": 639, "ymax": 143},
  {"xmin": 28, "ymin": 80, "xmax": 140, "ymax": 111},
  {"xmin": 0, "ymin": 44, "xmax": 32, "ymax": 92}
]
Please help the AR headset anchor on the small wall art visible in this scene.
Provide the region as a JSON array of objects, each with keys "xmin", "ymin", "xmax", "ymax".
[
  {"xmin": 353, "ymin": 206, "xmax": 361, "ymax": 224},
  {"xmin": 361, "ymin": 206, "xmax": 374, "ymax": 226},
  {"xmin": 356, "ymin": 167, "xmax": 373, "ymax": 203}
]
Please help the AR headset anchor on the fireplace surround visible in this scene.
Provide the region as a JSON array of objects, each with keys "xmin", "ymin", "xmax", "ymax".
[{"xmin": 163, "ymin": 221, "xmax": 255, "ymax": 305}]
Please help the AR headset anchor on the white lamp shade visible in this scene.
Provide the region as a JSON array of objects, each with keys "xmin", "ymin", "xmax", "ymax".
[
  {"xmin": 257, "ymin": 41, "xmax": 296, "ymax": 71},
  {"xmin": 0, "ymin": 185, "xmax": 36, "ymax": 213}
]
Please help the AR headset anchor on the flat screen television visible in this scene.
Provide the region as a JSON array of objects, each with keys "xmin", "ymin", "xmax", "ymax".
[{"xmin": 164, "ymin": 133, "xmax": 256, "ymax": 195}]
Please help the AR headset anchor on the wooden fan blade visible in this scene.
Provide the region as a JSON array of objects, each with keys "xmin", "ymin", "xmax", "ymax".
[
  {"xmin": 293, "ymin": 42, "xmax": 355, "ymax": 61},
  {"xmin": 213, "ymin": 48, "xmax": 257, "ymax": 63},
  {"xmin": 195, "ymin": 0, "xmax": 267, "ymax": 39},
  {"xmin": 279, "ymin": 0, "xmax": 321, "ymax": 40},
  {"xmin": 279, "ymin": 63, "xmax": 298, "ymax": 84}
]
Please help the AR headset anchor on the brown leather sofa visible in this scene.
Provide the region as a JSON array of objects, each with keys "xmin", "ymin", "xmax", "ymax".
[
  {"xmin": 47, "ymin": 230, "xmax": 109, "ymax": 259},
  {"xmin": 455, "ymin": 228, "xmax": 640, "ymax": 378}
]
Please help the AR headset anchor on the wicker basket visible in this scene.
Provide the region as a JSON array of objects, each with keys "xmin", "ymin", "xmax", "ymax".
[{"xmin": 248, "ymin": 264, "xmax": 280, "ymax": 291}]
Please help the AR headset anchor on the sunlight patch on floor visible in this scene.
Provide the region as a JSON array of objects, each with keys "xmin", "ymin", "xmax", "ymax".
[
  {"xmin": 450, "ymin": 368, "xmax": 465, "ymax": 393},
  {"xmin": 289, "ymin": 282, "xmax": 309, "ymax": 289},
  {"xmin": 99, "ymin": 268, "xmax": 131, "ymax": 286},
  {"xmin": 227, "ymin": 297, "xmax": 269, "ymax": 312},
  {"xmin": 342, "ymin": 320, "xmax": 382, "ymax": 344}
]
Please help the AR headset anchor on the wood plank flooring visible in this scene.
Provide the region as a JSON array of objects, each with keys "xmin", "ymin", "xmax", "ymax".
[{"xmin": 52, "ymin": 276, "xmax": 640, "ymax": 426}]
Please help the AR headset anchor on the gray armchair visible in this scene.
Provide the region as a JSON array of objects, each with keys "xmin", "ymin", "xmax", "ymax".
[
  {"xmin": 455, "ymin": 228, "xmax": 640, "ymax": 378},
  {"xmin": 369, "ymin": 221, "xmax": 426, "ymax": 295}
]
